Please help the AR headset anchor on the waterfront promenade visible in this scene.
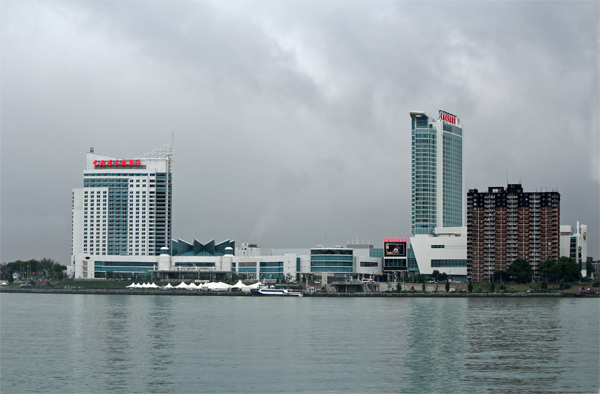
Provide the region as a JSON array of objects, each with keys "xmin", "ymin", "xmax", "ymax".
[{"xmin": 1, "ymin": 287, "xmax": 595, "ymax": 297}]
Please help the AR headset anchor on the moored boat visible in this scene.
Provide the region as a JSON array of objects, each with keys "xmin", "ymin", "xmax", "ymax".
[{"xmin": 250, "ymin": 288, "xmax": 302, "ymax": 297}]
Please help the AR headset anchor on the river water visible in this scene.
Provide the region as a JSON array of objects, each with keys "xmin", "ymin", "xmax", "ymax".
[{"xmin": 1, "ymin": 294, "xmax": 598, "ymax": 393}]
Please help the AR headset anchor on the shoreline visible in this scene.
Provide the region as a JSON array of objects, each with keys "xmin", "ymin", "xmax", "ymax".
[{"xmin": 1, "ymin": 287, "xmax": 596, "ymax": 297}]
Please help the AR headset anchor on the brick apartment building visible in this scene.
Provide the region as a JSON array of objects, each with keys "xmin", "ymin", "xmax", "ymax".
[{"xmin": 467, "ymin": 184, "xmax": 560, "ymax": 282}]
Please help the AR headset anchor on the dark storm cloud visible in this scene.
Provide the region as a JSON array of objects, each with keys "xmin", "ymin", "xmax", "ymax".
[{"xmin": 1, "ymin": 1, "xmax": 598, "ymax": 264}]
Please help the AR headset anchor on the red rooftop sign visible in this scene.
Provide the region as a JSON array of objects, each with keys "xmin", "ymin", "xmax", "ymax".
[
  {"xmin": 384, "ymin": 238, "xmax": 407, "ymax": 242},
  {"xmin": 439, "ymin": 110, "xmax": 457, "ymax": 125},
  {"xmin": 94, "ymin": 159, "xmax": 141, "ymax": 167}
]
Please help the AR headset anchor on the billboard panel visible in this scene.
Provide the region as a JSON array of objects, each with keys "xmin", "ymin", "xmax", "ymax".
[{"xmin": 384, "ymin": 242, "xmax": 406, "ymax": 257}]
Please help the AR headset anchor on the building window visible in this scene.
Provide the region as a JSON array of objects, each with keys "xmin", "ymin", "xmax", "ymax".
[{"xmin": 360, "ymin": 262, "xmax": 378, "ymax": 267}]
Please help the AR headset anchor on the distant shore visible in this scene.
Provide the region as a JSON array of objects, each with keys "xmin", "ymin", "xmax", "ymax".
[{"xmin": 1, "ymin": 287, "xmax": 597, "ymax": 297}]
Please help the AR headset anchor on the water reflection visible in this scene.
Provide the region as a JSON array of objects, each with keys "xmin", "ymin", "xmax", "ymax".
[
  {"xmin": 70, "ymin": 295, "xmax": 178, "ymax": 393},
  {"xmin": 462, "ymin": 298, "xmax": 562, "ymax": 393},
  {"xmin": 402, "ymin": 299, "xmax": 467, "ymax": 393},
  {"xmin": 1, "ymin": 295, "xmax": 598, "ymax": 393}
]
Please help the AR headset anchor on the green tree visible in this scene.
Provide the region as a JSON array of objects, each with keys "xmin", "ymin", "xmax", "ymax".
[
  {"xmin": 445, "ymin": 281, "xmax": 450, "ymax": 292},
  {"xmin": 586, "ymin": 260, "xmax": 594, "ymax": 278},
  {"xmin": 431, "ymin": 270, "xmax": 440, "ymax": 282},
  {"xmin": 422, "ymin": 282, "xmax": 426, "ymax": 292},
  {"xmin": 550, "ymin": 257, "xmax": 581, "ymax": 283},
  {"xmin": 414, "ymin": 274, "xmax": 427, "ymax": 283},
  {"xmin": 1, "ymin": 258, "xmax": 66, "ymax": 281},
  {"xmin": 493, "ymin": 271, "xmax": 511, "ymax": 283},
  {"xmin": 490, "ymin": 282, "xmax": 495, "ymax": 293},
  {"xmin": 438, "ymin": 272, "xmax": 449, "ymax": 282},
  {"xmin": 539, "ymin": 259, "xmax": 556, "ymax": 282},
  {"xmin": 507, "ymin": 259, "xmax": 534, "ymax": 283},
  {"xmin": 541, "ymin": 280, "xmax": 548, "ymax": 290},
  {"xmin": 468, "ymin": 281, "xmax": 473, "ymax": 293},
  {"xmin": 396, "ymin": 282, "xmax": 402, "ymax": 292}
]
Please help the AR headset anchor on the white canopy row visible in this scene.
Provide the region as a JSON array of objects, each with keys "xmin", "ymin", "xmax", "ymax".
[
  {"xmin": 126, "ymin": 282, "xmax": 159, "ymax": 289},
  {"xmin": 125, "ymin": 281, "xmax": 266, "ymax": 292}
]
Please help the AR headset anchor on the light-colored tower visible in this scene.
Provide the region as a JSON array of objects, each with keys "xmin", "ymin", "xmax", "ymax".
[
  {"xmin": 71, "ymin": 145, "xmax": 172, "ymax": 275},
  {"xmin": 410, "ymin": 110, "xmax": 463, "ymax": 234}
]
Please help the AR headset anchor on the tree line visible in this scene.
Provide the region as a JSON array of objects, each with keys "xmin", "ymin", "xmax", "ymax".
[
  {"xmin": 491, "ymin": 257, "xmax": 583, "ymax": 284},
  {"xmin": 0, "ymin": 258, "xmax": 67, "ymax": 282}
]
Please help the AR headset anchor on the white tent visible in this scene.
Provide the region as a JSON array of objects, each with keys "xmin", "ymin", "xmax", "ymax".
[
  {"xmin": 187, "ymin": 283, "xmax": 198, "ymax": 290},
  {"xmin": 126, "ymin": 282, "xmax": 137, "ymax": 288},
  {"xmin": 1, "ymin": 282, "xmax": 8, "ymax": 286},
  {"xmin": 148, "ymin": 283, "xmax": 159, "ymax": 288},
  {"xmin": 162, "ymin": 283, "xmax": 173, "ymax": 290},
  {"xmin": 231, "ymin": 280, "xmax": 245, "ymax": 290},
  {"xmin": 175, "ymin": 282, "xmax": 189, "ymax": 289},
  {"xmin": 205, "ymin": 282, "xmax": 231, "ymax": 291},
  {"xmin": 241, "ymin": 282, "xmax": 264, "ymax": 293}
]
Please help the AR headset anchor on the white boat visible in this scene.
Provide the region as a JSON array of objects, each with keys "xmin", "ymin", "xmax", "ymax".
[{"xmin": 250, "ymin": 288, "xmax": 302, "ymax": 297}]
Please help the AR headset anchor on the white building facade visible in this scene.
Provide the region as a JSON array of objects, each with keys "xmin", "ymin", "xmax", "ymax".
[
  {"xmin": 409, "ymin": 227, "xmax": 467, "ymax": 281},
  {"xmin": 71, "ymin": 146, "xmax": 172, "ymax": 278},
  {"xmin": 560, "ymin": 222, "xmax": 588, "ymax": 277}
]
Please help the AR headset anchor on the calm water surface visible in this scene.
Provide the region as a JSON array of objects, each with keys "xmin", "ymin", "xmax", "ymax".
[{"xmin": 1, "ymin": 294, "xmax": 598, "ymax": 393}]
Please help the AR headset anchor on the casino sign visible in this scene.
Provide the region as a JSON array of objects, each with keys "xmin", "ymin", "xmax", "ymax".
[
  {"xmin": 439, "ymin": 110, "xmax": 458, "ymax": 125},
  {"xmin": 94, "ymin": 159, "xmax": 142, "ymax": 167}
]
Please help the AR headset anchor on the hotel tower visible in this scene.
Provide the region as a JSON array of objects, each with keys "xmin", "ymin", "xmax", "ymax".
[
  {"xmin": 410, "ymin": 110, "xmax": 464, "ymax": 234},
  {"xmin": 71, "ymin": 145, "xmax": 172, "ymax": 278}
]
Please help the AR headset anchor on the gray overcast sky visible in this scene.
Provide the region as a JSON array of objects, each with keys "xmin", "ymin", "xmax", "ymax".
[{"xmin": 1, "ymin": 1, "xmax": 599, "ymax": 265}]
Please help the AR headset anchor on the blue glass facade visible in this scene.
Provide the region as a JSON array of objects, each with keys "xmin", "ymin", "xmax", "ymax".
[
  {"xmin": 93, "ymin": 261, "xmax": 157, "ymax": 278},
  {"xmin": 369, "ymin": 248, "xmax": 383, "ymax": 258},
  {"xmin": 260, "ymin": 262, "xmax": 284, "ymax": 279},
  {"xmin": 407, "ymin": 247, "xmax": 420, "ymax": 274},
  {"xmin": 84, "ymin": 176, "xmax": 129, "ymax": 255},
  {"xmin": 310, "ymin": 249, "xmax": 353, "ymax": 277},
  {"xmin": 431, "ymin": 259, "xmax": 467, "ymax": 268},
  {"xmin": 442, "ymin": 131, "xmax": 463, "ymax": 227},
  {"xmin": 412, "ymin": 120, "xmax": 437, "ymax": 234},
  {"xmin": 171, "ymin": 239, "xmax": 235, "ymax": 256}
]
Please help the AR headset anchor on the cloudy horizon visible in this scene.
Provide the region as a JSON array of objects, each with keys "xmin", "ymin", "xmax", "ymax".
[{"xmin": 1, "ymin": 1, "xmax": 598, "ymax": 265}]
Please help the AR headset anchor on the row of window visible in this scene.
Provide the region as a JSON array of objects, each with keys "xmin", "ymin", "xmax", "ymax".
[
  {"xmin": 431, "ymin": 259, "xmax": 467, "ymax": 267},
  {"xmin": 360, "ymin": 262, "xmax": 379, "ymax": 267}
]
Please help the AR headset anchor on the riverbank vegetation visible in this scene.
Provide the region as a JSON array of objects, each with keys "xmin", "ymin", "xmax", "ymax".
[{"xmin": 1, "ymin": 258, "xmax": 67, "ymax": 282}]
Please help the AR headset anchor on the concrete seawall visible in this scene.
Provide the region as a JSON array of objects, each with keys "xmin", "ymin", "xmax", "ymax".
[{"xmin": 2, "ymin": 288, "xmax": 595, "ymax": 297}]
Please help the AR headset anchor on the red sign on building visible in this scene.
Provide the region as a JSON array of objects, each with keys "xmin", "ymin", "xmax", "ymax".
[
  {"xmin": 439, "ymin": 111, "xmax": 457, "ymax": 125},
  {"xmin": 93, "ymin": 159, "xmax": 141, "ymax": 167}
]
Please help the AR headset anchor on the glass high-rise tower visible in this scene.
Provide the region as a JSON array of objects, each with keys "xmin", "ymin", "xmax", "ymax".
[{"xmin": 410, "ymin": 110, "xmax": 463, "ymax": 234}]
